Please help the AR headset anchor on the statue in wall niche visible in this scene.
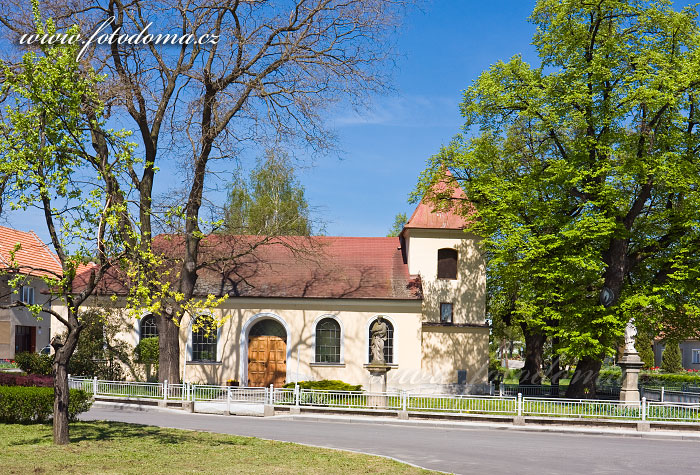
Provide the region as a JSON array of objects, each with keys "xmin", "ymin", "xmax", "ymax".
[
  {"xmin": 370, "ymin": 316, "xmax": 388, "ymax": 364},
  {"xmin": 624, "ymin": 318, "xmax": 638, "ymax": 354}
]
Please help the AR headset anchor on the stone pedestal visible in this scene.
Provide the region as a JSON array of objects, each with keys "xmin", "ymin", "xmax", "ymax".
[
  {"xmin": 619, "ymin": 352, "xmax": 644, "ymax": 404},
  {"xmin": 364, "ymin": 363, "xmax": 391, "ymax": 407}
]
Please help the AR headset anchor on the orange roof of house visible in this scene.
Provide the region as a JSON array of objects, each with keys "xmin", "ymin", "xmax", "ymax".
[
  {"xmin": 0, "ymin": 226, "xmax": 62, "ymax": 278},
  {"xmin": 403, "ymin": 171, "xmax": 473, "ymax": 232},
  {"xmin": 78, "ymin": 235, "xmax": 422, "ymax": 300}
]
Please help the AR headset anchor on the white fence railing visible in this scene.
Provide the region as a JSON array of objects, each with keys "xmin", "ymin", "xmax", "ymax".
[{"xmin": 69, "ymin": 376, "xmax": 700, "ymax": 423}]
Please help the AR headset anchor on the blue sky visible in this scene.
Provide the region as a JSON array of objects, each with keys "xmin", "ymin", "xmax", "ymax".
[
  {"xmin": 302, "ymin": 1, "xmax": 540, "ymax": 236},
  {"xmin": 6, "ymin": 0, "xmax": 697, "ymax": 241}
]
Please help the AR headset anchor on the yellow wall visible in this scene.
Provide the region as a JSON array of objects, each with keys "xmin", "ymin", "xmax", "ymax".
[
  {"xmin": 420, "ymin": 325, "xmax": 490, "ymax": 385},
  {"xmin": 404, "ymin": 229, "xmax": 486, "ymax": 325},
  {"xmin": 180, "ymin": 298, "xmax": 424, "ymax": 388}
]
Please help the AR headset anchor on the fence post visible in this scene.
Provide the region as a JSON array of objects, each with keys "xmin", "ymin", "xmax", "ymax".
[
  {"xmin": 661, "ymin": 386, "xmax": 665, "ymax": 403},
  {"xmin": 294, "ymin": 383, "xmax": 300, "ymax": 406},
  {"xmin": 489, "ymin": 382, "xmax": 494, "ymax": 396},
  {"xmin": 164, "ymin": 379, "xmax": 169, "ymax": 401},
  {"xmin": 269, "ymin": 384, "xmax": 274, "ymax": 405},
  {"xmin": 93, "ymin": 376, "xmax": 98, "ymax": 397},
  {"xmin": 499, "ymin": 383, "xmax": 503, "ymax": 398},
  {"xmin": 401, "ymin": 391, "xmax": 407, "ymax": 411},
  {"xmin": 517, "ymin": 393, "xmax": 522, "ymax": 417},
  {"xmin": 192, "ymin": 384, "xmax": 196, "ymax": 403},
  {"xmin": 227, "ymin": 386, "xmax": 231, "ymax": 415},
  {"xmin": 641, "ymin": 397, "xmax": 647, "ymax": 421}
]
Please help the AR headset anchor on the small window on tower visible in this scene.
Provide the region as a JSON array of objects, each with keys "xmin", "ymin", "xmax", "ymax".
[
  {"xmin": 440, "ymin": 303, "xmax": 453, "ymax": 323},
  {"xmin": 437, "ymin": 248, "xmax": 458, "ymax": 279}
]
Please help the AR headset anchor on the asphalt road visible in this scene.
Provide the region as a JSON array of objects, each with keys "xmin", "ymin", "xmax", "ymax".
[{"xmin": 82, "ymin": 404, "xmax": 700, "ymax": 475}]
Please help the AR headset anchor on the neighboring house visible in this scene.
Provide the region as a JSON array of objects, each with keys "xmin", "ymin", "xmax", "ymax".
[
  {"xmin": 653, "ymin": 340, "xmax": 700, "ymax": 371},
  {"xmin": 52, "ymin": 178, "xmax": 489, "ymax": 390},
  {"xmin": 0, "ymin": 226, "xmax": 62, "ymax": 359}
]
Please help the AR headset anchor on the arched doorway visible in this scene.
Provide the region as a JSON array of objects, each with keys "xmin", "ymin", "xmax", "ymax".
[{"xmin": 247, "ymin": 319, "xmax": 287, "ymax": 387}]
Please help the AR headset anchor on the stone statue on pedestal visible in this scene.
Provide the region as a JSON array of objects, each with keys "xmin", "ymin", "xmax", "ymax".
[
  {"xmin": 370, "ymin": 316, "xmax": 388, "ymax": 364},
  {"xmin": 624, "ymin": 318, "xmax": 638, "ymax": 354}
]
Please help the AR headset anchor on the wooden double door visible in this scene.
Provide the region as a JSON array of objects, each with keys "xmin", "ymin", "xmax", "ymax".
[{"xmin": 248, "ymin": 335, "xmax": 286, "ymax": 387}]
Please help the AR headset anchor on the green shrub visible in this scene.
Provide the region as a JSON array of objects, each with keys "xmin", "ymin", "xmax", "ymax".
[
  {"xmin": 0, "ymin": 386, "xmax": 92, "ymax": 423},
  {"xmin": 597, "ymin": 368, "xmax": 622, "ymax": 385},
  {"xmin": 283, "ymin": 380, "xmax": 362, "ymax": 391},
  {"xmin": 14, "ymin": 352, "xmax": 52, "ymax": 375},
  {"xmin": 661, "ymin": 341, "xmax": 683, "ymax": 373}
]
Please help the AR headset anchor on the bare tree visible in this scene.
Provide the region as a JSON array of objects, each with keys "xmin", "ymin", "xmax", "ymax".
[{"xmin": 1, "ymin": 0, "xmax": 413, "ymax": 383}]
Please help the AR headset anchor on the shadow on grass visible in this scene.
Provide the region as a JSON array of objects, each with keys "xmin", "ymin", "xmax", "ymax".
[{"xmin": 69, "ymin": 420, "xmax": 249, "ymax": 446}]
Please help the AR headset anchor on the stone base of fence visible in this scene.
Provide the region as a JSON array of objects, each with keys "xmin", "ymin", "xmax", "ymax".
[
  {"xmin": 264, "ymin": 405, "xmax": 275, "ymax": 417},
  {"xmin": 398, "ymin": 411, "xmax": 409, "ymax": 420},
  {"xmin": 513, "ymin": 416, "xmax": 526, "ymax": 426}
]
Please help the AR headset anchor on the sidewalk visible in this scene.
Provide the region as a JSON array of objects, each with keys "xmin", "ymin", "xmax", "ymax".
[
  {"xmin": 273, "ymin": 411, "xmax": 700, "ymax": 440},
  {"xmin": 92, "ymin": 401, "xmax": 700, "ymax": 441}
]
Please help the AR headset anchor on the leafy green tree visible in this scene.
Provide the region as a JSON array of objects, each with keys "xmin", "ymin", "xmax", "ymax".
[
  {"xmin": 417, "ymin": 0, "xmax": 700, "ymax": 397},
  {"xmin": 223, "ymin": 151, "xmax": 311, "ymax": 236},
  {"xmin": 387, "ymin": 213, "xmax": 408, "ymax": 237},
  {"xmin": 661, "ymin": 341, "xmax": 683, "ymax": 373},
  {"xmin": 66, "ymin": 309, "xmax": 135, "ymax": 381},
  {"xmin": 0, "ymin": 2, "xmax": 132, "ymax": 443},
  {"xmin": 634, "ymin": 330, "xmax": 656, "ymax": 370}
]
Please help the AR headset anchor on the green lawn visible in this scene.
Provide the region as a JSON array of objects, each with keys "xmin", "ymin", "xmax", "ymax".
[{"xmin": 0, "ymin": 421, "xmax": 435, "ymax": 474}]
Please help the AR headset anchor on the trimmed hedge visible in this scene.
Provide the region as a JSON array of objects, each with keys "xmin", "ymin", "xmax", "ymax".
[
  {"xmin": 0, "ymin": 386, "xmax": 92, "ymax": 423},
  {"xmin": 283, "ymin": 380, "xmax": 363, "ymax": 391},
  {"xmin": 0, "ymin": 372, "xmax": 53, "ymax": 387},
  {"xmin": 596, "ymin": 368, "xmax": 700, "ymax": 387},
  {"xmin": 639, "ymin": 372, "xmax": 700, "ymax": 386}
]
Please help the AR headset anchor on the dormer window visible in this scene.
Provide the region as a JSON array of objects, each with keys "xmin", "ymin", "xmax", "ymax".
[{"xmin": 437, "ymin": 248, "xmax": 458, "ymax": 279}]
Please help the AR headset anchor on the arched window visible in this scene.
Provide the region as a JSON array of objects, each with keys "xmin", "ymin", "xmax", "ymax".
[
  {"xmin": 140, "ymin": 314, "xmax": 158, "ymax": 341},
  {"xmin": 368, "ymin": 317, "xmax": 394, "ymax": 364},
  {"xmin": 437, "ymin": 248, "xmax": 458, "ymax": 279},
  {"xmin": 191, "ymin": 315, "xmax": 218, "ymax": 362},
  {"xmin": 315, "ymin": 318, "xmax": 341, "ymax": 363}
]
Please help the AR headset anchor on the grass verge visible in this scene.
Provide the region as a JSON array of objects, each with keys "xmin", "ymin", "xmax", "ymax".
[{"xmin": 0, "ymin": 421, "xmax": 435, "ymax": 474}]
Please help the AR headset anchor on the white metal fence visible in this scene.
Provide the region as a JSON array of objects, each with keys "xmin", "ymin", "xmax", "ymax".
[{"xmin": 69, "ymin": 376, "xmax": 700, "ymax": 423}]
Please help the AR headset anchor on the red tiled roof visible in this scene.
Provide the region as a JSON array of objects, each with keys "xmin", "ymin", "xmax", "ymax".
[
  {"xmin": 82, "ymin": 235, "xmax": 422, "ymax": 300},
  {"xmin": 403, "ymin": 171, "xmax": 473, "ymax": 231},
  {"xmin": 0, "ymin": 226, "xmax": 62, "ymax": 278}
]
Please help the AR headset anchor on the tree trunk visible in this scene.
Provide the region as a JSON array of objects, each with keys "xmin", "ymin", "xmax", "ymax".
[
  {"xmin": 565, "ymin": 356, "xmax": 602, "ymax": 398},
  {"xmin": 519, "ymin": 325, "xmax": 546, "ymax": 386},
  {"xmin": 51, "ymin": 326, "xmax": 80, "ymax": 445},
  {"xmin": 157, "ymin": 314, "xmax": 181, "ymax": 384},
  {"xmin": 53, "ymin": 359, "xmax": 70, "ymax": 445},
  {"xmin": 549, "ymin": 338, "xmax": 562, "ymax": 397}
]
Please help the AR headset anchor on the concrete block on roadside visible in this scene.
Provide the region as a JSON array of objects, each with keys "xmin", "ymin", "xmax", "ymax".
[
  {"xmin": 637, "ymin": 422, "xmax": 650, "ymax": 432},
  {"xmin": 398, "ymin": 411, "xmax": 409, "ymax": 420},
  {"xmin": 289, "ymin": 406, "xmax": 301, "ymax": 414},
  {"xmin": 182, "ymin": 401, "xmax": 194, "ymax": 413},
  {"xmin": 263, "ymin": 404, "xmax": 275, "ymax": 417},
  {"xmin": 513, "ymin": 416, "xmax": 526, "ymax": 426},
  {"xmin": 157, "ymin": 400, "xmax": 167, "ymax": 408}
]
